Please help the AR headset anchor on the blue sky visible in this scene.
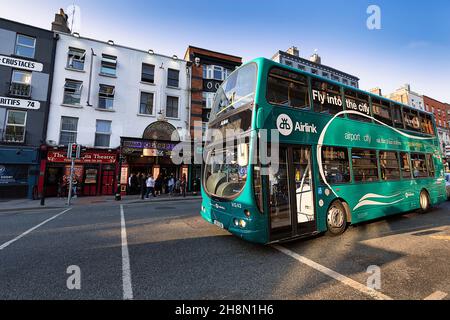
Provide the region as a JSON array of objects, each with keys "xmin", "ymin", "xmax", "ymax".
[{"xmin": 1, "ymin": 0, "xmax": 449, "ymax": 101}]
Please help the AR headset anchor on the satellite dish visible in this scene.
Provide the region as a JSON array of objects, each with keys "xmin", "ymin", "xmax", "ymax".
[{"xmin": 66, "ymin": 4, "xmax": 82, "ymax": 34}]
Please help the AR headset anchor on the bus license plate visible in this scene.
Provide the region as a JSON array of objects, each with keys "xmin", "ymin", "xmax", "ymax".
[{"xmin": 214, "ymin": 220, "xmax": 224, "ymax": 229}]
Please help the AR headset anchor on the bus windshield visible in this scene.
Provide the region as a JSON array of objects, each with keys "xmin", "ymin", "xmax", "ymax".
[
  {"xmin": 204, "ymin": 142, "xmax": 249, "ymax": 199},
  {"xmin": 209, "ymin": 63, "xmax": 257, "ymax": 123}
]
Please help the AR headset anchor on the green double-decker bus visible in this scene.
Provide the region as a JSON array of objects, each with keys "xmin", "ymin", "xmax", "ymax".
[{"xmin": 200, "ymin": 58, "xmax": 447, "ymax": 244}]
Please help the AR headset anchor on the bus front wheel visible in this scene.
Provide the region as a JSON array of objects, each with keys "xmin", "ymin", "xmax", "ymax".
[
  {"xmin": 326, "ymin": 200, "xmax": 348, "ymax": 236},
  {"xmin": 419, "ymin": 190, "xmax": 431, "ymax": 213}
]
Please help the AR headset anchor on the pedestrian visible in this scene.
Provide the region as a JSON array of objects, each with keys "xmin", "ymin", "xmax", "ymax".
[
  {"xmin": 168, "ymin": 175, "xmax": 175, "ymax": 195},
  {"xmin": 146, "ymin": 175, "xmax": 156, "ymax": 198},
  {"xmin": 155, "ymin": 174, "xmax": 163, "ymax": 196},
  {"xmin": 180, "ymin": 174, "xmax": 187, "ymax": 198},
  {"xmin": 131, "ymin": 173, "xmax": 139, "ymax": 195},
  {"xmin": 139, "ymin": 173, "xmax": 146, "ymax": 200},
  {"xmin": 175, "ymin": 178, "xmax": 181, "ymax": 195}
]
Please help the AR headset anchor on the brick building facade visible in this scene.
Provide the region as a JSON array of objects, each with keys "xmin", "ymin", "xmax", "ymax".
[{"xmin": 423, "ymin": 95, "xmax": 450, "ymax": 156}]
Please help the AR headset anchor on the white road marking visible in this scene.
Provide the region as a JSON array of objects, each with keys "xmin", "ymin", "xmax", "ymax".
[
  {"xmin": 120, "ymin": 205, "xmax": 133, "ymax": 300},
  {"xmin": 0, "ymin": 208, "xmax": 72, "ymax": 251},
  {"xmin": 424, "ymin": 291, "xmax": 447, "ymax": 300},
  {"xmin": 272, "ymin": 245, "xmax": 393, "ymax": 300}
]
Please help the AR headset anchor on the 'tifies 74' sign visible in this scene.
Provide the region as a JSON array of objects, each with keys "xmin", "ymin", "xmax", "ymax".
[{"xmin": 0, "ymin": 96, "xmax": 40, "ymax": 110}]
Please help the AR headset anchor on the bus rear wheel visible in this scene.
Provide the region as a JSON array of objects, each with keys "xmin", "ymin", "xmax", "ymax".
[
  {"xmin": 326, "ymin": 200, "xmax": 348, "ymax": 236},
  {"xmin": 419, "ymin": 190, "xmax": 431, "ymax": 213}
]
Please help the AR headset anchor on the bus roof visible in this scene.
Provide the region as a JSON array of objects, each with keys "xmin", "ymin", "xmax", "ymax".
[{"xmin": 247, "ymin": 57, "xmax": 434, "ymax": 117}]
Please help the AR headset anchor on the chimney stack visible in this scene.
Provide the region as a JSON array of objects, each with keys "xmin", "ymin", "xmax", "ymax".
[
  {"xmin": 310, "ymin": 51, "xmax": 322, "ymax": 64},
  {"xmin": 51, "ymin": 8, "xmax": 71, "ymax": 33},
  {"xmin": 287, "ymin": 46, "xmax": 299, "ymax": 57},
  {"xmin": 369, "ymin": 87, "xmax": 382, "ymax": 96}
]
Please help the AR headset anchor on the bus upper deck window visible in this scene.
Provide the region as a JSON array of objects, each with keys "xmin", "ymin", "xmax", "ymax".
[
  {"xmin": 311, "ymin": 80, "xmax": 343, "ymax": 116},
  {"xmin": 267, "ymin": 68, "xmax": 310, "ymax": 109}
]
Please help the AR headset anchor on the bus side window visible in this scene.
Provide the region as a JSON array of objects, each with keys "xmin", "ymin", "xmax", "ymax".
[
  {"xmin": 400, "ymin": 152, "xmax": 412, "ymax": 179},
  {"xmin": 421, "ymin": 114, "xmax": 434, "ymax": 135},
  {"xmin": 344, "ymin": 90, "xmax": 371, "ymax": 122},
  {"xmin": 266, "ymin": 68, "xmax": 310, "ymax": 109},
  {"xmin": 320, "ymin": 146, "xmax": 351, "ymax": 184},
  {"xmin": 379, "ymin": 151, "xmax": 400, "ymax": 180},
  {"xmin": 372, "ymin": 98, "xmax": 393, "ymax": 126},
  {"xmin": 426, "ymin": 154, "xmax": 435, "ymax": 177},
  {"xmin": 403, "ymin": 108, "xmax": 421, "ymax": 132},
  {"xmin": 311, "ymin": 80, "xmax": 343, "ymax": 116},
  {"xmin": 351, "ymin": 149, "xmax": 379, "ymax": 182},
  {"xmin": 411, "ymin": 153, "xmax": 428, "ymax": 178},
  {"xmin": 392, "ymin": 104, "xmax": 404, "ymax": 128}
]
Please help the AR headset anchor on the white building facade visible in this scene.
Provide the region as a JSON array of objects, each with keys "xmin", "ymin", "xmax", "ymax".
[
  {"xmin": 44, "ymin": 32, "xmax": 191, "ymax": 197},
  {"xmin": 47, "ymin": 33, "xmax": 190, "ymax": 148}
]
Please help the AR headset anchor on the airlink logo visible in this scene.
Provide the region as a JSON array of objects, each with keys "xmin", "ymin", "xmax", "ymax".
[{"xmin": 276, "ymin": 114, "xmax": 317, "ymax": 136}]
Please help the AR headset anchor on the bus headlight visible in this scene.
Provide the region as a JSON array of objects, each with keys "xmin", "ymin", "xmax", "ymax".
[
  {"xmin": 239, "ymin": 220, "xmax": 247, "ymax": 228},
  {"xmin": 233, "ymin": 219, "xmax": 239, "ymax": 227}
]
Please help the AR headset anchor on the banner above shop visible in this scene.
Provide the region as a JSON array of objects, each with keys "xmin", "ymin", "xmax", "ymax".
[
  {"xmin": 0, "ymin": 55, "xmax": 43, "ymax": 72},
  {"xmin": 47, "ymin": 150, "xmax": 117, "ymax": 164}
]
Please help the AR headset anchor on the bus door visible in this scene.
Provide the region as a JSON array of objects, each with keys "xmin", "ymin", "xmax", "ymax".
[{"xmin": 269, "ymin": 146, "xmax": 316, "ymax": 241}]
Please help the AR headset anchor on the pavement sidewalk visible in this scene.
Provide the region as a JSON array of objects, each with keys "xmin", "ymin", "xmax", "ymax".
[{"xmin": 0, "ymin": 193, "xmax": 202, "ymax": 212}]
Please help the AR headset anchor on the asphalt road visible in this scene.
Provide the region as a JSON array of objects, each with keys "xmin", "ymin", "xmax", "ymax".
[{"xmin": 0, "ymin": 198, "xmax": 449, "ymax": 300}]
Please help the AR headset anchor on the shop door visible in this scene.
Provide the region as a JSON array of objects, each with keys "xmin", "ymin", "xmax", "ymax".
[
  {"xmin": 269, "ymin": 146, "xmax": 316, "ymax": 242},
  {"xmin": 101, "ymin": 170, "xmax": 115, "ymax": 195}
]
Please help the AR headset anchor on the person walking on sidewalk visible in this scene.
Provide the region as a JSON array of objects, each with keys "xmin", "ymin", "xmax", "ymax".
[
  {"xmin": 139, "ymin": 173, "xmax": 146, "ymax": 200},
  {"xmin": 168, "ymin": 175, "xmax": 175, "ymax": 195},
  {"xmin": 145, "ymin": 175, "xmax": 156, "ymax": 198},
  {"xmin": 180, "ymin": 174, "xmax": 187, "ymax": 198}
]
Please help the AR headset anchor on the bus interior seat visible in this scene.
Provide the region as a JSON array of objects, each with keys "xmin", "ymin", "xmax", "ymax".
[
  {"xmin": 216, "ymin": 182, "xmax": 242, "ymax": 197},
  {"xmin": 206, "ymin": 173, "xmax": 227, "ymax": 195}
]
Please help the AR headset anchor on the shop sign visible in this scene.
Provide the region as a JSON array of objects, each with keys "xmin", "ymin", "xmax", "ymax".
[
  {"xmin": 0, "ymin": 96, "xmax": 40, "ymax": 110},
  {"xmin": 0, "ymin": 164, "xmax": 28, "ymax": 185},
  {"xmin": 0, "ymin": 55, "xmax": 43, "ymax": 72},
  {"xmin": 47, "ymin": 150, "xmax": 117, "ymax": 164},
  {"xmin": 122, "ymin": 140, "xmax": 177, "ymax": 151}
]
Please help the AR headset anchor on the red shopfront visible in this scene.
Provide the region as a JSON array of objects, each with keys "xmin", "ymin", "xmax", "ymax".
[{"xmin": 39, "ymin": 148, "xmax": 119, "ymax": 197}]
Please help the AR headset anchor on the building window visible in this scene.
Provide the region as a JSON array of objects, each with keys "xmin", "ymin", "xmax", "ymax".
[
  {"xmin": 202, "ymin": 92, "xmax": 215, "ymax": 109},
  {"xmin": 342, "ymin": 79, "xmax": 349, "ymax": 85},
  {"xmin": 167, "ymin": 69, "xmax": 179, "ymax": 87},
  {"xmin": 95, "ymin": 120, "xmax": 112, "ymax": 147},
  {"xmin": 4, "ymin": 110, "xmax": 27, "ymax": 143},
  {"xmin": 15, "ymin": 34, "xmax": 36, "ymax": 58},
  {"xmin": 67, "ymin": 47, "xmax": 86, "ymax": 70},
  {"xmin": 322, "ymin": 72, "xmax": 329, "ymax": 78},
  {"xmin": 267, "ymin": 67, "xmax": 310, "ymax": 110},
  {"xmin": 166, "ymin": 96, "xmax": 179, "ymax": 118},
  {"xmin": 139, "ymin": 92, "xmax": 154, "ymax": 115},
  {"xmin": 63, "ymin": 79, "xmax": 83, "ymax": 105},
  {"xmin": 59, "ymin": 116, "xmax": 78, "ymax": 145},
  {"xmin": 331, "ymin": 75, "xmax": 340, "ymax": 81},
  {"xmin": 285, "ymin": 61, "xmax": 293, "ymax": 67},
  {"xmin": 100, "ymin": 54, "xmax": 117, "ymax": 76},
  {"xmin": 351, "ymin": 81, "xmax": 357, "ymax": 87},
  {"xmin": 311, "ymin": 69, "xmax": 318, "ymax": 75},
  {"xmin": 379, "ymin": 151, "xmax": 400, "ymax": 181},
  {"xmin": 141, "ymin": 63, "xmax": 155, "ymax": 83},
  {"xmin": 203, "ymin": 65, "xmax": 232, "ymax": 80},
  {"xmin": 321, "ymin": 146, "xmax": 351, "ymax": 184},
  {"xmin": 10, "ymin": 70, "xmax": 32, "ymax": 97},
  {"xmin": 98, "ymin": 85, "xmax": 115, "ymax": 110},
  {"xmin": 298, "ymin": 65, "xmax": 306, "ymax": 71},
  {"xmin": 352, "ymin": 149, "xmax": 379, "ymax": 182}
]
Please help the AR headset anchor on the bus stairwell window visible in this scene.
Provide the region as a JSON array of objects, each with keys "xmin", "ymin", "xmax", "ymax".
[{"xmin": 321, "ymin": 146, "xmax": 351, "ymax": 184}]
